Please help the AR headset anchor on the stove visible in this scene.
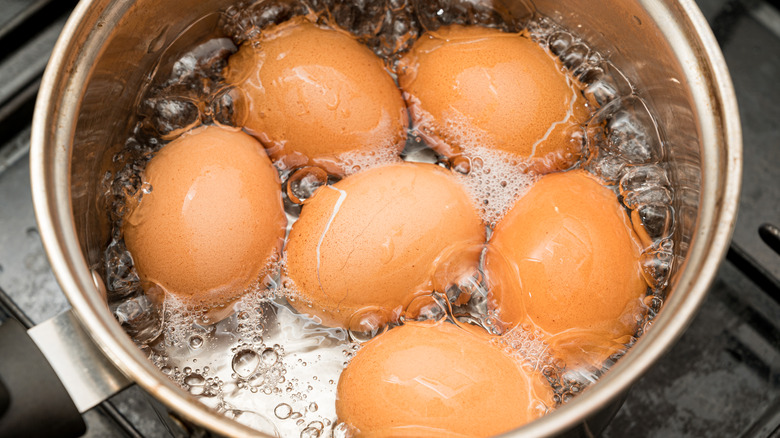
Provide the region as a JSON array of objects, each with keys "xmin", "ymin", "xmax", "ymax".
[{"xmin": 0, "ymin": 0, "xmax": 777, "ymax": 436}]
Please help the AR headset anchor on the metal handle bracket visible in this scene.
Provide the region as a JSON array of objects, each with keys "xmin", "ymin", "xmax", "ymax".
[{"xmin": 27, "ymin": 308, "xmax": 132, "ymax": 413}]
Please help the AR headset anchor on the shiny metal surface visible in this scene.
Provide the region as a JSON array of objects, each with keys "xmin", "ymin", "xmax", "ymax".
[
  {"xmin": 28, "ymin": 309, "xmax": 131, "ymax": 413},
  {"xmin": 30, "ymin": 0, "xmax": 741, "ymax": 436}
]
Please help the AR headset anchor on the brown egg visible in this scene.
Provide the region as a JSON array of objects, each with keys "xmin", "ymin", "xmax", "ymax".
[
  {"xmin": 224, "ymin": 17, "xmax": 408, "ymax": 176},
  {"xmin": 123, "ymin": 125, "xmax": 286, "ymax": 305},
  {"xmin": 485, "ymin": 170, "xmax": 647, "ymax": 369},
  {"xmin": 285, "ymin": 162, "xmax": 485, "ymax": 330},
  {"xmin": 397, "ymin": 25, "xmax": 589, "ymax": 173},
  {"xmin": 336, "ymin": 321, "xmax": 553, "ymax": 437}
]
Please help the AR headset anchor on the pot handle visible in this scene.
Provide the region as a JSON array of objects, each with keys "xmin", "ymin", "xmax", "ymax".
[{"xmin": 0, "ymin": 309, "xmax": 132, "ymax": 437}]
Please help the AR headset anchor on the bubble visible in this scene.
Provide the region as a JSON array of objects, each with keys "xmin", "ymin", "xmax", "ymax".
[
  {"xmin": 143, "ymin": 97, "xmax": 201, "ymax": 140},
  {"xmin": 643, "ymin": 294, "xmax": 664, "ymax": 313},
  {"xmin": 584, "ymin": 147, "xmax": 628, "ymax": 184},
  {"xmin": 622, "ymin": 186, "xmax": 672, "ymax": 210},
  {"xmin": 111, "ymin": 294, "xmax": 163, "ymax": 345},
  {"xmin": 226, "ymin": 409, "xmax": 280, "ymax": 436},
  {"xmin": 104, "ymin": 239, "xmax": 143, "ymax": 300},
  {"xmin": 347, "ymin": 309, "xmax": 391, "ymax": 342},
  {"xmin": 232, "ymin": 349, "xmax": 260, "ymax": 379},
  {"xmin": 588, "ymin": 96, "xmax": 662, "ymax": 165},
  {"xmin": 432, "ymin": 244, "xmax": 485, "ymax": 304},
  {"xmin": 560, "ymin": 43, "xmax": 590, "ymax": 71},
  {"xmin": 274, "ymin": 403, "xmax": 293, "ymax": 420},
  {"xmin": 302, "ymin": 421, "xmax": 325, "ymax": 438},
  {"xmin": 211, "ymin": 86, "xmax": 246, "ymax": 128},
  {"xmin": 492, "ymin": 324, "xmax": 554, "ymax": 371},
  {"xmin": 548, "ymin": 30, "xmax": 573, "ymax": 56},
  {"xmin": 632, "ymin": 204, "xmax": 674, "ymax": 242},
  {"xmin": 221, "ymin": 0, "xmax": 309, "ymax": 44},
  {"xmin": 403, "ymin": 294, "xmax": 449, "ymax": 322},
  {"xmin": 184, "ymin": 373, "xmax": 206, "ymax": 395},
  {"xmin": 189, "ymin": 335, "xmax": 204, "ymax": 349},
  {"xmin": 287, "ymin": 167, "xmax": 329, "ymax": 204},
  {"xmin": 449, "ymin": 155, "xmax": 471, "ymax": 174},
  {"xmin": 300, "ymin": 427, "xmax": 320, "ymax": 438},
  {"xmin": 261, "ymin": 348, "xmax": 279, "ymax": 367},
  {"xmin": 580, "ymin": 61, "xmax": 633, "ymax": 106},
  {"xmin": 327, "ymin": 0, "xmax": 421, "ymax": 59},
  {"xmin": 308, "ymin": 402, "xmax": 318, "ymax": 413},
  {"xmin": 619, "ymin": 165, "xmax": 670, "ymax": 195},
  {"xmin": 338, "ymin": 145, "xmax": 404, "ymax": 176},
  {"xmin": 640, "ymin": 238, "xmax": 674, "ymax": 289}
]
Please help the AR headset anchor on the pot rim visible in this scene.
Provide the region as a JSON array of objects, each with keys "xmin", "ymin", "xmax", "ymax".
[{"xmin": 30, "ymin": 0, "xmax": 741, "ymax": 436}]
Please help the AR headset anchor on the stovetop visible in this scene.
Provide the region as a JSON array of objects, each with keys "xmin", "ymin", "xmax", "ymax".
[{"xmin": 0, "ymin": 0, "xmax": 778, "ymax": 437}]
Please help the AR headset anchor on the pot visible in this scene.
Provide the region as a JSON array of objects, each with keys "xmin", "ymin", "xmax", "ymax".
[{"xmin": 26, "ymin": 0, "xmax": 741, "ymax": 436}]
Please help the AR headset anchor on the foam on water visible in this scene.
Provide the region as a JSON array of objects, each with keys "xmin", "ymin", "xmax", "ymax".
[
  {"xmin": 451, "ymin": 146, "xmax": 539, "ymax": 227},
  {"xmin": 149, "ymin": 289, "xmax": 355, "ymax": 437},
  {"xmin": 335, "ymin": 145, "xmax": 404, "ymax": 176}
]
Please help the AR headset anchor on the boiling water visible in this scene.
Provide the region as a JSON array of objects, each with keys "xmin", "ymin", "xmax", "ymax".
[{"xmin": 103, "ymin": 0, "xmax": 676, "ymax": 435}]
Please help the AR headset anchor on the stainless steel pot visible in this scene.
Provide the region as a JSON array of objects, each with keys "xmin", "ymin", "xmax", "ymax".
[{"xmin": 30, "ymin": 0, "xmax": 741, "ymax": 436}]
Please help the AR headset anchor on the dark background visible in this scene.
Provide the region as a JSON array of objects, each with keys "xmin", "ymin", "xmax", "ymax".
[{"xmin": 0, "ymin": 0, "xmax": 778, "ymax": 436}]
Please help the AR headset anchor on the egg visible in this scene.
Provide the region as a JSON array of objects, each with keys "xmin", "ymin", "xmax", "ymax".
[
  {"xmin": 123, "ymin": 125, "xmax": 286, "ymax": 305},
  {"xmin": 224, "ymin": 17, "xmax": 408, "ymax": 176},
  {"xmin": 336, "ymin": 321, "xmax": 553, "ymax": 437},
  {"xmin": 284, "ymin": 162, "xmax": 485, "ymax": 330},
  {"xmin": 485, "ymin": 170, "xmax": 647, "ymax": 369},
  {"xmin": 397, "ymin": 25, "xmax": 589, "ymax": 173}
]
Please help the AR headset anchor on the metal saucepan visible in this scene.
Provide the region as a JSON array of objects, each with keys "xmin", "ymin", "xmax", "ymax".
[{"xmin": 23, "ymin": 0, "xmax": 741, "ymax": 436}]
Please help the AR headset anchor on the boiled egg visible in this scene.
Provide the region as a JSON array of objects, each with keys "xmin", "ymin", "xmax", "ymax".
[
  {"xmin": 123, "ymin": 125, "xmax": 286, "ymax": 305},
  {"xmin": 398, "ymin": 25, "xmax": 589, "ymax": 173},
  {"xmin": 336, "ymin": 321, "xmax": 553, "ymax": 437},
  {"xmin": 485, "ymin": 170, "xmax": 647, "ymax": 369},
  {"xmin": 284, "ymin": 162, "xmax": 485, "ymax": 330},
  {"xmin": 224, "ymin": 17, "xmax": 408, "ymax": 176}
]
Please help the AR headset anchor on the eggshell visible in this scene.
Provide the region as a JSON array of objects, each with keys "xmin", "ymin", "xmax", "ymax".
[
  {"xmin": 397, "ymin": 25, "xmax": 589, "ymax": 173},
  {"xmin": 485, "ymin": 170, "xmax": 647, "ymax": 369},
  {"xmin": 284, "ymin": 162, "xmax": 485, "ymax": 330},
  {"xmin": 336, "ymin": 321, "xmax": 553, "ymax": 437},
  {"xmin": 225, "ymin": 17, "xmax": 408, "ymax": 176},
  {"xmin": 123, "ymin": 125, "xmax": 286, "ymax": 305}
]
